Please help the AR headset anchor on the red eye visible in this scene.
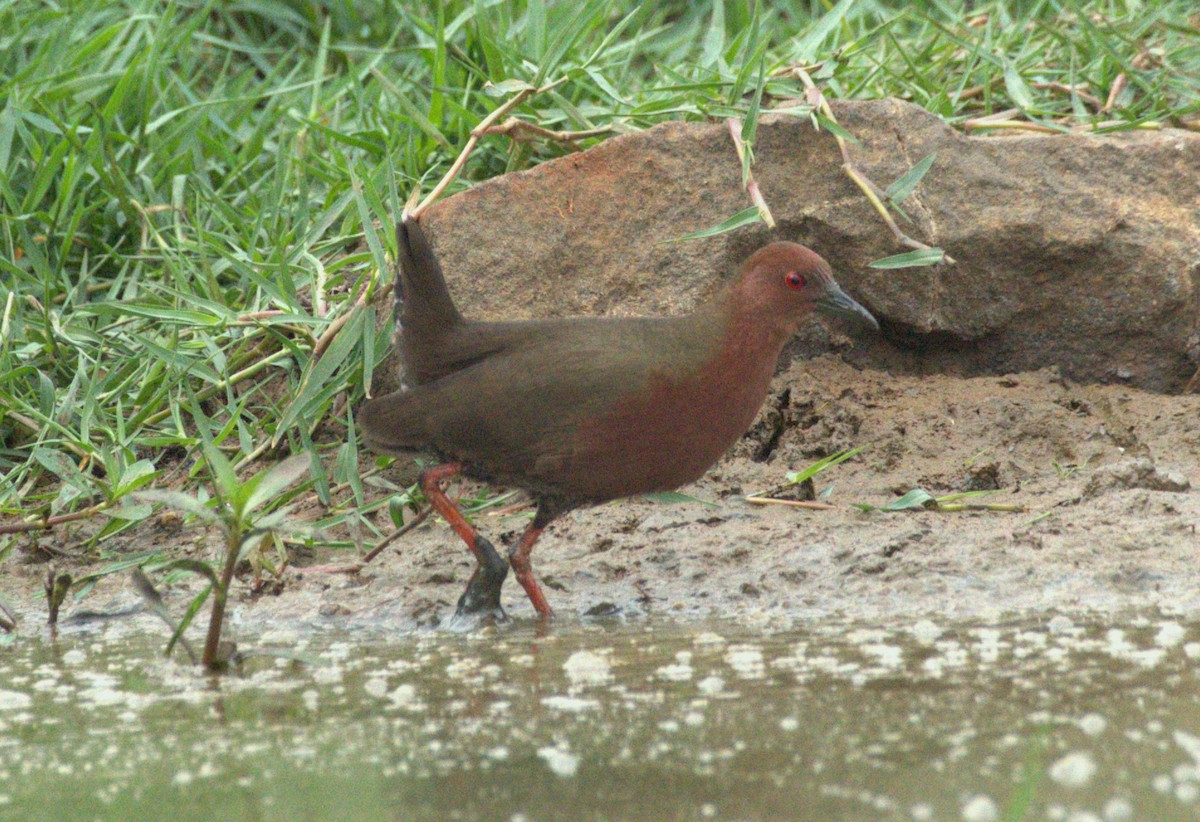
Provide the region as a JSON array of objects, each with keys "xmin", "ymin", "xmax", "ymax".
[{"xmin": 785, "ymin": 271, "xmax": 806, "ymax": 290}]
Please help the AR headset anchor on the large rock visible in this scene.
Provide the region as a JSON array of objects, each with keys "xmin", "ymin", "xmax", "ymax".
[{"xmin": 378, "ymin": 98, "xmax": 1200, "ymax": 393}]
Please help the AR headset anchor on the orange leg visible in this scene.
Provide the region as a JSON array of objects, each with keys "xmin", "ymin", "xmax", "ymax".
[
  {"xmin": 508, "ymin": 508, "xmax": 556, "ymax": 619},
  {"xmin": 420, "ymin": 463, "xmax": 508, "ymax": 622}
]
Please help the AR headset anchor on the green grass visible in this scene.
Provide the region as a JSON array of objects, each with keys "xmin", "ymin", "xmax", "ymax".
[{"xmin": 1, "ymin": 0, "xmax": 1197, "ymax": 560}]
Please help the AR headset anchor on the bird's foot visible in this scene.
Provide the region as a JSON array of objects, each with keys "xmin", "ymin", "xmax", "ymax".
[{"xmin": 446, "ymin": 535, "xmax": 510, "ymax": 631}]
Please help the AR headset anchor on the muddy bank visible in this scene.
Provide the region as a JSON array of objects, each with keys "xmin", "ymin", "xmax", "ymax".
[{"xmin": 4, "ymin": 360, "xmax": 1198, "ymax": 633}]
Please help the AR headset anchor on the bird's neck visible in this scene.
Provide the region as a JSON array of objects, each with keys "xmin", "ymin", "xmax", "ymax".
[
  {"xmin": 694, "ymin": 282, "xmax": 796, "ymax": 374},
  {"xmin": 675, "ymin": 293, "xmax": 795, "ymax": 435}
]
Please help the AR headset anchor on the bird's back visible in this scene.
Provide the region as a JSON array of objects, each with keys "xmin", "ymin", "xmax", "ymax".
[{"xmin": 360, "ymin": 311, "xmax": 734, "ymax": 504}]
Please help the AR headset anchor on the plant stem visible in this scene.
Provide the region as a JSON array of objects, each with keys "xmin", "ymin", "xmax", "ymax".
[
  {"xmin": 202, "ymin": 524, "xmax": 243, "ymax": 669},
  {"xmin": 407, "ymin": 77, "xmax": 567, "ymax": 220},
  {"xmin": 0, "ymin": 501, "xmax": 114, "ymax": 535},
  {"xmin": 788, "ymin": 67, "xmax": 955, "ymax": 264},
  {"xmin": 726, "ymin": 119, "xmax": 776, "ymax": 228}
]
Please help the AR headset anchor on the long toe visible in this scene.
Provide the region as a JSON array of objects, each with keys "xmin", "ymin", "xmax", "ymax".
[{"xmin": 446, "ymin": 535, "xmax": 509, "ymax": 630}]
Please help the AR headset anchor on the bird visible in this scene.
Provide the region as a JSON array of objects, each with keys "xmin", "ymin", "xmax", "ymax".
[{"xmin": 360, "ymin": 216, "xmax": 878, "ymax": 625}]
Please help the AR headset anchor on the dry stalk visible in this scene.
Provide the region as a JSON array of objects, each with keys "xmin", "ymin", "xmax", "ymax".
[
  {"xmin": 959, "ymin": 80, "xmax": 1103, "ymax": 109},
  {"xmin": 408, "ymin": 77, "xmax": 568, "ymax": 221},
  {"xmin": 787, "ymin": 67, "xmax": 954, "ymax": 263},
  {"xmin": 479, "ymin": 117, "xmax": 612, "ymax": 144},
  {"xmin": 1104, "ymin": 73, "xmax": 1129, "ymax": 114},
  {"xmin": 1034, "ymin": 81, "xmax": 1104, "ymax": 109},
  {"xmin": 236, "ymin": 310, "xmax": 286, "ymax": 322},
  {"xmin": 726, "ymin": 118, "xmax": 776, "ymax": 228},
  {"xmin": 315, "ymin": 80, "xmax": 570, "ymax": 363},
  {"xmin": 3, "ymin": 410, "xmax": 89, "ymax": 459},
  {"xmin": 963, "ymin": 119, "xmax": 1061, "ymax": 134},
  {"xmin": 0, "ymin": 502, "xmax": 114, "ymax": 535},
  {"xmin": 306, "ymin": 505, "xmax": 432, "ymax": 573},
  {"xmin": 743, "ymin": 496, "xmax": 837, "ymax": 511}
]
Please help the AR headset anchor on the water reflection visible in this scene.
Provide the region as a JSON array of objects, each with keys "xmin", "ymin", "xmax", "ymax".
[{"xmin": 2, "ymin": 614, "xmax": 1199, "ymax": 819}]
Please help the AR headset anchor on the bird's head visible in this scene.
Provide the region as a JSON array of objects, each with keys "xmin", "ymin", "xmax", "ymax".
[{"xmin": 735, "ymin": 242, "xmax": 878, "ymax": 333}]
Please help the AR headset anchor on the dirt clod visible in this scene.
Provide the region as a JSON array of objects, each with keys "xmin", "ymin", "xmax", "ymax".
[{"xmin": 1083, "ymin": 458, "xmax": 1192, "ymax": 498}]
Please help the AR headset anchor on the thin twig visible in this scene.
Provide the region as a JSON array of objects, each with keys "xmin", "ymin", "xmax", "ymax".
[
  {"xmin": 1103, "ymin": 73, "xmax": 1129, "ymax": 114},
  {"xmin": 305, "ymin": 505, "xmax": 432, "ymax": 574},
  {"xmin": 743, "ymin": 496, "xmax": 837, "ymax": 510},
  {"xmin": 962, "ymin": 118, "xmax": 1061, "ymax": 134},
  {"xmin": 479, "ymin": 117, "xmax": 612, "ymax": 144},
  {"xmin": 958, "ymin": 80, "xmax": 1103, "ymax": 110},
  {"xmin": 1186, "ymin": 365, "xmax": 1200, "ymax": 394},
  {"xmin": 1, "ymin": 410, "xmax": 90, "ymax": 459},
  {"xmin": 360, "ymin": 505, "xmax": 431, "ymax": 563},
  {"xmin": 310, "ymin": 80, "xmax": 572, "ymax": 367},
  {"xmin": 726, "ymin": 119, "xmax": 776, "ymax": 228},
  {"xmin": 484, "ymin": 499, "xmax": 536, "ymax": 519},
  {"xmin": 408, "ymin": 77, "xmax": 568, "ymax": 221},
  {"xmin": 0, "ymin": 502, "xmax": 114, "ymax": 535},
  {"xmin": 1086, "ymin": 120, "xmax": 1162, "ymax": 131},
  {"xmin": 1034, "ymin": 81, "xmax": 1104, "ymax": 109},
  {"xmin": 236, "ymin": 310, "xmax": 286, "ymax": 322},
  {"xmin": 967, "ymin": 108, "xmax": 1021, "ymax": 123},
  {"xmin": 311, "ymin": 301, "xmax": 361, "ymax": 360},
  {"xmin": 788, "ymin": 68, "xmax": 954, "ymax": 264}
]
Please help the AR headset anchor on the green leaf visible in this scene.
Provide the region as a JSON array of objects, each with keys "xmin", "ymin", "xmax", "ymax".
[
  {"xmin": 882, "ymin": 489, "xmax": 936, "ymax": 511},
  {"xmin": 643, "ymin": 491, "xmax": 719, "ymax": 508},
  {"xmin": 389, "ymin": 494, "xmax": 408, "ymax": 528},
  {"xmin": 112, "ymin": 459, "xmax": 159, "ymax": 496},
  {"xmin": 190, "ymin": 399, "xmax": 239, "ymax": 503},
  {"xmin": 336, "ymin": 432, "xmax": 362, "ymax": 506},
  {"xmin": 32, "ymin": 446, "xmax": 89, "ymax": 490},
  {"xmin": 868, "ymin": 248, "xmax": 945, "ymax": 269},
  {"xmin": 105, "ymin": 501, "xmax": 153, "ymax": 521},
  {"xmin": 785, "ymin": 447, "xmax": 863, "ymax": 485},
  {"xmin": 484, "ymin": 78, "xmax": 535, "ymax": 97},
  {"xmin": 250, "ymin": 507, "xmax": 312, "ymax": 537},
  {"xmin": 167, "ymin": 584, "xmax": 211, "ymax": 659},
  {"xmin": 80, "ymin": 302, "xmax": 226, "ymax": 327},
  {"xmin": 73, "ymin": 552, "xmax": 167, "ymax": 587},
  {"xmin": 669, "ymin": 207, "xmax": 762, "ymax": 242},
  {"xmin": 700, "ymin": 0, "xmax": 726, "ymax": 68},
  {"xmin": 241, "ymin": 453, "xmax": 314, "ymax": 516},
  {"xmin": 156, "ymin": 558, "xmax": 220, "ymax": 586},
  {"xmin": 273, "ymin": 307, "xmax": 365, "ymax": 444},
  {"xmin": 792, "ymin": 0, "xmax": 856, "ymax": 61},
  {"xmin": 885, "ymin": 152, "xmax": 937, "ymax": 205},
  {"xmin": 134, "ymin": 490, "xmax": 220, "ymax": 523},
  {"xmin": 740, "ymin": 51, "xmax": 768, "ymax": 147},
  {"xmin": 812, "ymin": 113, "xmax": 859, "ymax": 144},
  {"xmin": 1004, "ymin": 61, "xmax": 1035, "ymax": 111}
]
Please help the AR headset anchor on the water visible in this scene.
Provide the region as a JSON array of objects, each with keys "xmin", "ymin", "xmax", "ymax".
[{"xmin": 3, "ymin": 614, "xmax": 1200, "ymax": 820}]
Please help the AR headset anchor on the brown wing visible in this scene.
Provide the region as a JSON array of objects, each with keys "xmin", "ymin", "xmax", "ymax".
[{"xmin": 360, "ymin": 316, "xmax": 712, "ymax": 500}]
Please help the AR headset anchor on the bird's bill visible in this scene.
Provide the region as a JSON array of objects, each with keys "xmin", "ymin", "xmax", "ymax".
[{"xmin": 816, "ymin": 283, "xmax": 879, "ymax": 330}]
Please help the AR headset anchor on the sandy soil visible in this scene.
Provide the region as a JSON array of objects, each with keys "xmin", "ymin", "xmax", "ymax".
[{"xmin": 4, "ymin": 357, "xmax": 1198, "ymax": 633}]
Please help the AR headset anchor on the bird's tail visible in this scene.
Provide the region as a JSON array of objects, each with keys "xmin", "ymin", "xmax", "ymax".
[
  {"xmin": 396, "ymin": 216, "xmax": 463, "ymax": 334},
  {"xmin": 359, "ymin": 383, "xmax": 435, "ymax": 455}
]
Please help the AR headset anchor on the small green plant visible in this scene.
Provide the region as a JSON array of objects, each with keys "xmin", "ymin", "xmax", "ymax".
[
  {"xmin": 1000, "ymin": 726, "xmax": 1050, "ymax": 820},
  {"xmin": 0, "ymin": 593, "xmax": 17, "ymax": 634},
  {"xmin": 44, "ymin": 569, "xmax": 71, "ymax": 629},
  {"xmin": 136, "ymin": 430, "xmax": 314, "ymax": 671},
  {"xmin": 1053, "ymin": 459, "xmax": 1084, "ymax": 479},
  {"xmin": 783, "ymin": 447, "xmax": 863, "ymax": 489},
  {"xmin": 741, "ymin": 447, "xmax": 864, "ymax": 510},
  {"xmin": 852, "ymin": 488, "xmax": 1024, "ymax": 513}
]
